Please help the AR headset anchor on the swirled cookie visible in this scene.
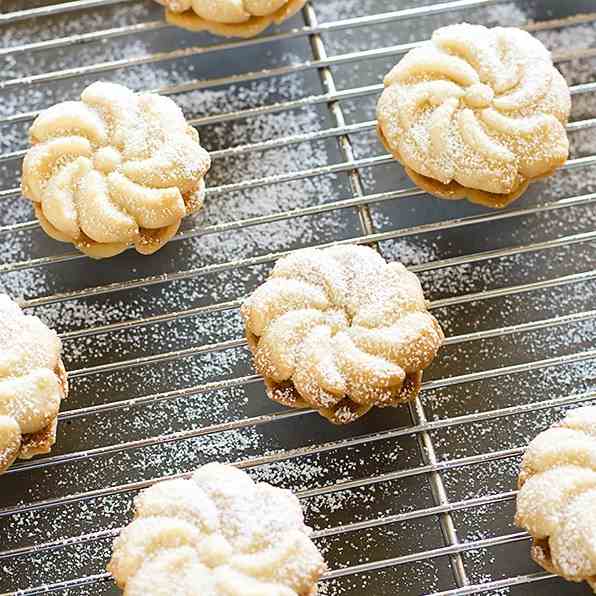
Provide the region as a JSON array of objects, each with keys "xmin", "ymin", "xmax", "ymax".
[
  {"xmin": 157, "ymin": 0, "xmax": 307, "ymax": 38},
  {"xmin": 241, "ymin": 245, "xmax": 444, "ymax": 424},
  {"xmin": 515, "ymin": 406, "xmax": 596, "ymax": 592},
  {"xmin": 377, "ymin": 23, "xmax": 571, "ymax": 208},
  {"xmin": 22, "ymin": 81, "xmax": 211, "ymax": 259},
  {"xmin": 108, "ymin": 463, "xmax": 326, "ymax": 595},
  {"xmin": 0, "ymin": 294, "xmax": 68, "ymax": 474}
]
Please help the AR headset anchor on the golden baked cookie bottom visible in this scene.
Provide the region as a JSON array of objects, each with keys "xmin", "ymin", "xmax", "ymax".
[
  {"xmin": 377, "ymin": 125, "xmax": 565, "ymax": 209},
  {"xmin": 165, "ymin": 0, "xmax": 307, "ymax": 37},
  {"xmin": 9, "ymin": 359, "xmax": 68, "ymax": 466},
  {"xmin": 246, "ymin": 329, "xmax": 422, "ymax": 425},
  {"xmin": 33, "ymin": 189, "xmax": 203, "ymax": 259}
]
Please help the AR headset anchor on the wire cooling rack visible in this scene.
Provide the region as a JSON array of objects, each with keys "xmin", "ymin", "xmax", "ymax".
[{"xmin": 0, "ymin": 0, "xmax": 595, "ymax": 594}]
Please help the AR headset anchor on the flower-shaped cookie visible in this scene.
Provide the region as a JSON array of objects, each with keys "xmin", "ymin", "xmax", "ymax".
[
  {"xmin": 22, "ymin": 81, "xmax": 211, "ymax": 259},
  {"xmin": 377, "ymin": 23, "xmax": 571, "ymax": 208},
  {"xmin": 515, "ymin": 406, "xmax": 596, "ymax": 592},
  {"xmin": 108, "ymin": 463, "xmax": 326, "ymax": 595},
  {"xmin": 241, "ymin": 245, "xmax": 444, "ymax": 424},
  {"xmin": 156, "ymin": 0, "xmax": 307, "ymax": 37},
  {"xmin": 0, "ymin": 294, "xmax": 68, "ymax": 474}
]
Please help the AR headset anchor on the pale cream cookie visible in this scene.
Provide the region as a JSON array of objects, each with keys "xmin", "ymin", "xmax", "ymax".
[
  {"xmin": 241, "ymin": 245, "xmax": 444, "ymax": 424},
  {"xmin": 156, "ymin": 0, "xmax": 307, "ymax": 37},
  {"xmin": 22, "ymin": 81, "xmax": 211, "ymax": 259},
  {"xmin": 515, "ymin": 406, "xmax": 596, "ymax": 592},
  {"xmin": 0, "ymin": 294, "xmax": 68, "ymax": 474},
  {"xmin": 108, "ymin": 463, "xmax": 326, "ymax": 595},
  {"xmin": 377, "ymin": 23, "xmax": 571, "ymax": 208}
]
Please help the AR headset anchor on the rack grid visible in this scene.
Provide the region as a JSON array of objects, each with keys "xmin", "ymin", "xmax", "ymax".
[{"xmin": 0, "ymin": 0, "xmax": 595, "ymax": 594}]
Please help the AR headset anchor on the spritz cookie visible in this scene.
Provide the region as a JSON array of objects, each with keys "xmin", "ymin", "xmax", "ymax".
[
  {"xmin": 377, "ymin": 23, "xmax": 571, "ymax": 208},
  {"xmin": 241, "ymin": 245, "xmax": 444, "ymax": 424},
  {"xmin": 515, "ymin": 406, "xmax": 596, "ymax": 592},
  {"xmin": 0, "ymin": 294, "xmax": 68, "ymax": 474},
  {"xmin": 108, "ymin": 463, "xmax": 326, "ymax": 595},
  {"xmin": 157, "ymin": 0, "xmax": 307, "ymax": 38},
  {"xmin": 22, "ymin": 81, "xmax": 211, "ymax": 259}
]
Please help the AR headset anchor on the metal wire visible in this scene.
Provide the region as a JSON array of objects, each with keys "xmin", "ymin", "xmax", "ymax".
[
  {"xmin": 1, "ymin": 1, "xmax": 595, "ymax": 595},
  {"xmin": 6, "ymin": 210, "xmax": 595, "ymax": 306},
  {"xmin": 0, "ymin": 533, "xmax": 545, "ymax": 596},
  {"xmin": 8, "ymin": 360, "xmax": 593, "ymax": 478},
  {"xmin": 1, "ymin": 4, "xmax": 594, "ymax": 122},
  {"xmin": 0, "ymin": 0, "xmax": 134, "ymax": 24},
  {"xmin": 3, "ymin": 348, "xmax": 595, "ymax": 517},
  {"xmin": 3, "ymin": 153, "xmax": 596, "ymax": 284}
]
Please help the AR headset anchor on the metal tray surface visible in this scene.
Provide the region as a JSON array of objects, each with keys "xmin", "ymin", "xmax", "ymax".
[{"xmin": 0, "ymin": 0, "xmax": 595, "ymax": 594}]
